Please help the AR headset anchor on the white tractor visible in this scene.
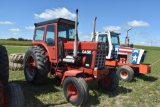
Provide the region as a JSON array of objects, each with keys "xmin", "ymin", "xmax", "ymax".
[{"xmin": 91, "ymin": 18, "xmax": 151, "ymax": 81}]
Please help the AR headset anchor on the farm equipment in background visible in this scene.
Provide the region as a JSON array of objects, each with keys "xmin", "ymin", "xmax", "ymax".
[
  {"xmin": 92, "ymin": 24, "xmax": 151, "ymax": 81},
  {"xmin": 9, "ymin": 53, "xmax": 24, "ymax": 71},
  {"xmin": 0, "ymin": 45, "xmax": 24, "ymax": 107},
  {"xmin": 23, "ymin": 9, "xmax": 119, "ymax": 106}
]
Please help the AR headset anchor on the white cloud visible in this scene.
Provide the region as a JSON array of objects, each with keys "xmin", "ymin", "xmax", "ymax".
[
  {"xmin": 25, "ymin": 26, "xmax": 35, "ymax": 30},
  {"xmin": 127, "ymin": 20, "xmax": 149, "ymax": 27},
  {"xmin": 103, "ymin": 26, "xmax": 121, "ymax": 31},
  {"xmin": 0, "ymin": 21, "xmax": 15, "ymax": 24},
  {"xmin": 34, "ymin": 7, "xmax": 76, "ymax": 19},
  {"xmin": 83, "ymin": 35, "xmax": 91, "ymax": 39},
  {"xmin": 10, "ymin": 28, "xmax": 20, "ymax": 32}
]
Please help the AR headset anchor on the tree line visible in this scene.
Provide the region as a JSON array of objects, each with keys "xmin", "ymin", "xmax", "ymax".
[{"xmin": 5, "ymin": 38, "xmax": 31, "ymax": 41}]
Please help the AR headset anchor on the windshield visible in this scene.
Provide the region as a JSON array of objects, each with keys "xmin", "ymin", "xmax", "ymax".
[
  {"xmin": 58, "ymin": 24, "xmax": 75, "ymax": 39},
  {"xmin": 111, "ymin": 34, "xmax": 120, "ymax": 45},
  {"xmin": 98, "ymin": 33, "xmax": 120, "ymax": 45},
  {"xmin": 98, "ymin": 34, "xmax": 108, "ymax": 43}
]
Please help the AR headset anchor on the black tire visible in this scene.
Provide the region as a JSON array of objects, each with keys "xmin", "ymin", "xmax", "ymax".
[
  {"xmin": 0, "ymin": 45, "xmax": 9, "ymax": 86},
  {"xmin": 78, "ymin": 78, "xmax": 89, "ymax": 105},
  {"xmin": 6, "ymin": 83, "xmax": 24, "ymax": 107},
  {"xmin": 63, "ymin": 77, "xmax": 84, "ymax": 106},
  {"xmin": 116, "ymin": 65, "xmax": 134, "ymax": 81},
  {"xmin": 23, "ymin": 46, "xmax": 49, "ymax": 85},
  {"xmin": 9, "ymin": 53, "xmax": 24, "ymax": 64},
  {"xmin": 98, "ymin": 71, "xmax": 119, "ymax": 91}
]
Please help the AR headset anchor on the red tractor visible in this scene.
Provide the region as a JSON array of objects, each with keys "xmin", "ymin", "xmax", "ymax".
[
  {"xmin": 23, "ymin": 10, "xmax": 119, "ymax": 106},
  {"xmin": 0, "ymin": 45, "xmax": 24, "ymax": 107}
]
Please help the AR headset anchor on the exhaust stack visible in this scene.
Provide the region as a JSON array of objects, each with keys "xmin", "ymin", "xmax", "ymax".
[
  {"xmin": 73, "ymin": 9, "xmax": 78, "ymax": 58},
  {"xmin": 92, "ymin": 17, "xmax": 97, "ymax": 42}
]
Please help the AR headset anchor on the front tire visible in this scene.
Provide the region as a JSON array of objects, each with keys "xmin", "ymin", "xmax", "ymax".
[
  {"xmin": 6, "ymin": 83, "xmax": 24, "ymax": 107},
  {"xmin": 116, "ymin": 65, "xmax": 134, "ymax": 81},
  {"xmin": 63, "ymin": 77, "xmax": 85, "ymax": 106},
  {"xmin": 98, "ymin": 71, "xmax": 119, "ymax": 91},
  {"xmin": 23, "ymin": 46, "xmax": 49, "ymax": 85},
  {"xmin": 78, "ymin": 78, "xmax": 89, "ymax": 105}
]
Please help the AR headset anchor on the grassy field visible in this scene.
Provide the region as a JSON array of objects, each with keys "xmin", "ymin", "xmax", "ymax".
[
  {"xmin": 7, "ymin": 45, "xmax": 160, "ymax": 107},
  {"xmin": 0, "ymin": 40, "xmax": 32, "ymax": 46}
]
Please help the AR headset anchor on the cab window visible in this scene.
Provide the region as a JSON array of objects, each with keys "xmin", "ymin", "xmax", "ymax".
[
  {"xmin": 98, "ymin": 34, "xmax": 108, "ymax": 43},
  {"xmin": 34, "ymin": 27, "xmax": 44, "ymax": 40},
  {"xmin": 58, "ymin": 24, "xmax": 75, "ymax": 39},
  {"xmin": 46, "ymin": 25, "xmax": 55, "ymax": 46}
]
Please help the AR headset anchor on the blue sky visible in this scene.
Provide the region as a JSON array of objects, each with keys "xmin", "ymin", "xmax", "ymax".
[{"xmin": 0, "ymin": 0, "xmax": 160, "ymax": 46}]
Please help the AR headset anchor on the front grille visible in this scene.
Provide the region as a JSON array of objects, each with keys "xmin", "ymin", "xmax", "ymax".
[{"xmin": 95, "ymin": 43, "xmax": 106, "ymax": 69}]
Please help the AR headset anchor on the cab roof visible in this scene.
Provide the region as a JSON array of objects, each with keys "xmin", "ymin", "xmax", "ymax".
[{"xmin": 34, "ymin": 18, "xmax": 76, "ymax": 27}]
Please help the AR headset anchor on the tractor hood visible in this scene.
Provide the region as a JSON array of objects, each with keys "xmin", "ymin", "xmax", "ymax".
[
  {"xmin": 64, "ymin": 41, "xmax": 105, "ymax": 51},
  {"xmin": 113, "ymin": 45, "xmax": 147, "ymax": 64}
]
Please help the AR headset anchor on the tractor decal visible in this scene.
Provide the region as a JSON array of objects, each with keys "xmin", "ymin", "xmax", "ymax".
[
  {"xmin": 132, "ymin": 49, "xmax": 140, "ymax": 64},
  {"xmin": 114, "ymin": 45, "xmax": 145, "ymax": 64},
  {"xmin": 131, "ymin": 49, "xmax": 145, "ymax": 64},
  {"xmin": 114, "ymin": 45, "xmax": 132, "ymax": 55}
]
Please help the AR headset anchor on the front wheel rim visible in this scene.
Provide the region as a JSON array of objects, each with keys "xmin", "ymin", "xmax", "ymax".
[
  {"xmin": 120, "ymin": 71, "xmax": 128, "ymax": 79},
  {"xmin": 67, "ymin": 84, "xmax": 78, "ymax": 99}
]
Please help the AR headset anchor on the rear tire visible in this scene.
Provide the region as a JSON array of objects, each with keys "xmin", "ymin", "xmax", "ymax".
[
  {"xmin": 98, "ymin": 71, "xmax": 119, "ymax": 91},
  {"xmin": 116, "ymin": 65, "xmax": 134, "ymax": 81},
  {"xmin": 9, "ymin": 53, "xmax": 24, "ymax": 63},
  {"xmin": 6, "ymin": 83, "xmax": 24, "ymax": 107},
  {"xmin": 9, "ymin": 62, "xmax": 23, "ymax": 71},
  {"xmin": 63, "ymin": 77, "xmax": 84, "ymax": 106},
  {"xmin": 23, "ymin": 46, "xmax": 49, "ymax": 85},
  {"xmin": 0, "ymin": 45, "xmax": 9, "ymax": 86}
]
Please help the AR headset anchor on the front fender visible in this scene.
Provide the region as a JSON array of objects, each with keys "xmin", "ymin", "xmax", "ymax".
[{"xmin": 61, "ymin": 70, "xmax": 83, "ymax": 84}]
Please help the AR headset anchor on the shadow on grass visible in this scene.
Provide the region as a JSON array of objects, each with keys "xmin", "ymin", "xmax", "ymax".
[
  {"xmin": 81, "ymin": 82, "xmax": 132, "ymax": 107},
  {"xmin": 10, "ymin": 77, "xmax": 133, "ymax": 107},
  {"xmin": 9, "ymin": 78, "xmax": 69, "ymax": 107},
  {"xmin": 133, "ymin": 74, "xmax": 158, "ymax": 82}
]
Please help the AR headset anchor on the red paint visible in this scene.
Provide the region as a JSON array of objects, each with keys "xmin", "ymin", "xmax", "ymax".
[{"xmin": 32, "ymin": 18, "xmax": 109, "ymax": 85}]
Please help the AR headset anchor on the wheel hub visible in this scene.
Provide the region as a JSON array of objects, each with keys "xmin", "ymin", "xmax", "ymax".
[
  {"xmin": 121, "ymin": 71, "xmax": 128, "ymax": 79},
  {"xmin": 67, "ymin": 84, "xmax": 78, "ymax": 99},
  {"xmin": 26, "ymin": 56, "xmax": 36, "ymax": 78}
]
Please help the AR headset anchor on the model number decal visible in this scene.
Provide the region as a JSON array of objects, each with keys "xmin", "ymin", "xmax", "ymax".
[{"xmin": 82, "ymin": 50, "xmax": 92, "ymax": 54}]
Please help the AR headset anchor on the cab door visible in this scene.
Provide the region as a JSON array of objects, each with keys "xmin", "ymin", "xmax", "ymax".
[
  {"xmin": 106, "ymin": 32, "xmax": 113, "ymax": 59},
  {"xmin": 96, "ymin": 33, "xmax": 113, "ymax": 59},
  {"xmin": 45, "ymin": 24, "xmax": 57, "ymax": 62}
]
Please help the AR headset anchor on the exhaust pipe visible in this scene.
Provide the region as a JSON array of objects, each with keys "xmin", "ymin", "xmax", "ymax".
[
  {"xmin": 92, "ymin": 17, "xmax": 97, "ymax": 42},
  {"xmin": 73, "ymin": 9, "xmax": 78, "ymax": 58}
]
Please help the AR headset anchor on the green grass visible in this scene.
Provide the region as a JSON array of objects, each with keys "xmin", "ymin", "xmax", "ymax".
[
  {"xmin": 5, "ymin": 46, "xmax": 29, "ymax": 55},
  {"xmin": 0, "ymin": 40, "xmax": 32, "ymax": 46},
  {"xmin": 7, "ymin": 45, "xmax": 160, "ymax": 107}
]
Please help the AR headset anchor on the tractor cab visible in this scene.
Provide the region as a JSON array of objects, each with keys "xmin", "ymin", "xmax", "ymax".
[
  {"xmin": 94, "ymin": 31, "xmax": 120, "ymax": 59},
  {"xmin": 33, "ymin": 18, "xmax": 75, "ymax": 63}
]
